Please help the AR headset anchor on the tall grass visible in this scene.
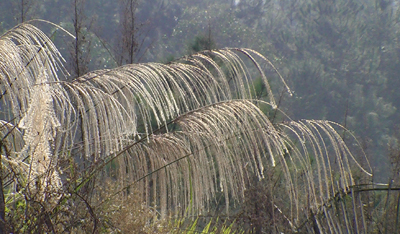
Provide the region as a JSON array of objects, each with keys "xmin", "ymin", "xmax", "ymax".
[{"xmin": 0, "ymin": 21, "xmax": 374, "ymax": 233}]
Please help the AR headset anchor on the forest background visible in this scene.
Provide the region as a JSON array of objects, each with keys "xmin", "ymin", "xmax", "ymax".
[
  {"xmin": 1, "ymin": 0, "xmax": 398, "ymax": 180},
  {"xmin": 1, "ymin": 0, "xmax": 400, "ymax": 232}
]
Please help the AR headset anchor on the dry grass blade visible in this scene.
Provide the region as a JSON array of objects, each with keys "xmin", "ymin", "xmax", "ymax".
[
  {"xmin": 276, "ymin": 120, "xmax": 372, "ymax": 226},
  {"xmin": 0, "ymin": 22, "xmax": 374, "ymax": 232}
]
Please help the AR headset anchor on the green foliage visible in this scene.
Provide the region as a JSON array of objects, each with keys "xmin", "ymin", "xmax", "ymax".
[
  {"xmin": 189, "ymin": 34, "xmax": 216, "ymax": 53},
  {"xmin": 172, "ymin": 216, "xmax": 243, "ymax": 234},
  {"xmin": 1, "ymin": 0, "xmax": 400, "ymax": 232}
]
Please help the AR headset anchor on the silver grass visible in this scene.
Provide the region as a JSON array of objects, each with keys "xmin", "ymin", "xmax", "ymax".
[
  {"xmin": 0, "ymin": 22, "xmax": 372, "ymax": 230},
  {"xmin": 0, "ymin": 23, "xmax": 67, "ymax": 202}
]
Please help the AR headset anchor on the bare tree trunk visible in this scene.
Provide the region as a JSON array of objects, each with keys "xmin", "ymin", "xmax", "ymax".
[
  {"xmin": 118, "ymin": 0, "xmax": 139, "ymax": 65},
  {"xmin": 15, "ymin": 0, "xmax": 34, "ymax": 23},
  {"xmin": 20, "ymin": 0, "xmax": 25, "ymax": 23},
  {"xmin": 70, "ymin": 0, "xmax": 90, "ymax": 77}
]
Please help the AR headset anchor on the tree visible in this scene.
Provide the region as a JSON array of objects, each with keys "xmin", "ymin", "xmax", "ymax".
[
  {"xmin": 116, "ymin": 0, "xmax": 140, "ymax": 65},
  {"xmin": 0, "ymin": 21, "xmax": 372, "ymax": 232},
  {"xmin": 15, "ymin": 0, "xmax": 36, "ymax": 23},
  {"xmin": 69, "ymin": 0, "xmax": 91, "ymax": 77}
]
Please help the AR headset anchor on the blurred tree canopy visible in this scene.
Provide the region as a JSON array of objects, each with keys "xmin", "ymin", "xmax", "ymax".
[{"xmin": 0, "ymin": 0, "xmax": 398, "ymax": 177}]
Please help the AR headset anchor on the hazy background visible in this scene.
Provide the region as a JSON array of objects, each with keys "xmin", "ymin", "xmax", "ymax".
[{"xmin": 1, "ymin": 0, "xmax": 399, "ymax": 180}]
